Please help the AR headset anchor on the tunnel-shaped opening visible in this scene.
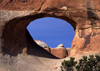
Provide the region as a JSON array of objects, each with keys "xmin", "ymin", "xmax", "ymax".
[
  {"xmin": 27, "ymin": 17, "xmax": 75, "ymax": 58},
  {"xmin": 27, "ymin": 17, "xmax": 75, "ymax": 48},
  {"xmin": 3, "ymin": 13, "xmax": 76, "ymax": 58}
]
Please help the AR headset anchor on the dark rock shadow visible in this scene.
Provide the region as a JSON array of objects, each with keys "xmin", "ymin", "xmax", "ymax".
[
  {"xmin": 84, "ymin": 34, "xmax": 91, "ymax": 46},
  {"xmin": 26, "ymin": 29, "xmax": 59, "ymax": 59}
]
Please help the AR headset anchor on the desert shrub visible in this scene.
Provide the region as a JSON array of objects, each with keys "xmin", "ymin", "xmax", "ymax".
[
  {"xmin": 61, "ymin": 55, "xmax": 100, "ymax": 71},
  {"xmin": 60, "ymin": 57, "xmax": 77, "ymax": 71}
]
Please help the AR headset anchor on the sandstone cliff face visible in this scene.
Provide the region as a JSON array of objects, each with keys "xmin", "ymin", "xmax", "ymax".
[{"xmin": 0, "ymin": 0, "xmax": 100, "ymax": 71}]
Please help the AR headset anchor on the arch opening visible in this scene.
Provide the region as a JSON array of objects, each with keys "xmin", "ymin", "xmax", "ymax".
[
  {"xmin": 3, "ymin": 13, "xmax": 76, "ymax": 58},
  {"xmin": 27, "ymin": 17, "xmax": 75, "ymax": 48}
]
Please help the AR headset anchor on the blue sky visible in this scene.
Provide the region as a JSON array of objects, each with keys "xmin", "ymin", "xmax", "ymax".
[{"xmin": 27, "ymin": 17, "xmax": 74, "ymax": 48}]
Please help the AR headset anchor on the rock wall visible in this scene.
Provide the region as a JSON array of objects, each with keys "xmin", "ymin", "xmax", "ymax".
[
  {"xmin": 1, "ymin": 0, "xmax": 100, "ymax": 71},
  {"xmin": 0, "ymin": 0, "xmax": 100, "ymax": 62}
]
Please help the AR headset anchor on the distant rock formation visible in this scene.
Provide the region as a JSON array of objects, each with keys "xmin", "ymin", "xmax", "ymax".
[
  {"xmin": 50, "ymin": 44, "xmax": 68, "ymax": 58},
  {"xmin": 57, "ymin": 44, "xmax": 64, "ymax": 48},
  {"xmin": 34, "ymin": 40, "xmax": 49, "ymax": 48},
  {"xmin": 34, "ymin": 40, "xmax": 68, "ymax": 58},
  {"xmin": 34, "ymin": 40, "xmax": 51, "ymax": 53}
]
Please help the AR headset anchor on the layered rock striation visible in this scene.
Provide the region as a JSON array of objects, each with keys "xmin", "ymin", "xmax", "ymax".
[{"xmin": 0, "ymin": 0, "xmax": 100, "ymax": 71}]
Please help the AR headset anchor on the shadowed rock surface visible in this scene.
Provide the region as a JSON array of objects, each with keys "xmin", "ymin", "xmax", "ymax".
[{"xmin": 1, "ymin": 0, "xmax": 100, "ymax": 71}]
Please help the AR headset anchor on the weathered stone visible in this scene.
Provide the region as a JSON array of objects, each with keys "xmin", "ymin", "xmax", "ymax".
[
  {"xmin": 51, "ymin": 48, "xmax": 68, "ymax": 58},
  {"xmin": 57, "ymin": 44, "xmax": 64, "ymax": 47},
  {"xmin": 0, "ymin": 0, "xmax": 100, "ymax": 71},
  {"xmin": 35, "ymin": 41, "xmax": 68, "ymax": 58},
  {"xmin": 34, "ymin": 40, "xmax": 49, "ymax": 48},
  {"xmin": 50, "ymin": 44, "xmax": 68, "ymax": 58},
  {"xmin": 66, "ymin": 48, "xmax": 71, "ymax": 55}
]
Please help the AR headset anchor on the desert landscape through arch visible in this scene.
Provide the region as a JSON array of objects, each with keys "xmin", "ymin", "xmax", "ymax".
[
  {"xmin": 1, "ymin": 0, "xmax": 100, "ymax": 71},
  {"xmin": 27, "ymin": 17, "xmax": 75, "ymax": 48},
  {"xmin": 3, "ymin": 13, "xmax": 76, "ymax": 56},
  {"xmin": 27, "ymin": 17, "xmax": 75, "ymax": 58}
]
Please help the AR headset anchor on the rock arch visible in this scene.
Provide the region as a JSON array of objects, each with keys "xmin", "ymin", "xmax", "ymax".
[
  {"xmin": 0, "ymin": 0, "xmax": 100, "ymax": 57},
  {"xmin": 0, "ymin": 0, "xmax": 100, "ymax": 71},
  {"xmin": 2, "ymin": 12, "xmax": 76, "ymax": 55}
]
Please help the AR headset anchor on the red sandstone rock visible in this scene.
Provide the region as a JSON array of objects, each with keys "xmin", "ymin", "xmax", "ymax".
[
  {"xmin": 1, "ymin": 0, "xmax": 100, "ymax": 70},
  {"xmin": 0, "ymin": 0, "xmax": 100, "ymax": 56},
  {"xmin": 0, "ymin": 0, "xmax": 100, "ymax": 71},
  {"xmin": 50, "ymin": 44, "xmax": 68, "ymax": 58},
  {"xmin": 51, "ymin": 48, "xmax": 68, "ymax": 58},
  {"xmin": 44, "ymin": 47, "xmax": 68, "ymax": 58},
  {"xmin": 35, "ymin": 40, "xmax": 68, "ymax": 58}
]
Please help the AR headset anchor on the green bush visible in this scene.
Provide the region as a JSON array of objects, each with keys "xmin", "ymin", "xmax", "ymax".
[
  {"xmin": 61, "ymin": 57, "xmax": 77, "ymax": 71},
  {"xmin": 61, "ymin": 55, "xmax": 100, "ymax": 71}
]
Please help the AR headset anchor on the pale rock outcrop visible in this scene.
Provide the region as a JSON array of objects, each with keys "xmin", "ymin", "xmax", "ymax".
[
  {"xmin": 34, "ymin": 40, "xmax": 51, "ymax": 53},
  {"xmin": 34, "ymin": 40, "xmax": 49, "ymax": 48},
  {"xmin": 57, "ymin": 44, "xmax": 64, "ymax": 48}
]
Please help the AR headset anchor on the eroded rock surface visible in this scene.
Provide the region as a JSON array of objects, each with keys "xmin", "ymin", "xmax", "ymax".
[
  {"xmin": 50, "ymin": 44, "xmax": 68, "ymax": 58},
  {"xmin": 34, "ymin": 40, "xmax": 49, "ymax": 48},
  {"xmin": 0, "ymin": 0, "xmax": 100, "ymax": 71},
  {"xmin": 35, "ymin": 40, "xmax": 68, "ymax": 58}
]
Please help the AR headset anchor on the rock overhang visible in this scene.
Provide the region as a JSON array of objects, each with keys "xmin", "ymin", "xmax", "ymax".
[
  {"xmin": 1, "ymin": 0, "xmax": 100, "ymax": 71},
  {"xmin": 0, "ymin": 0, "xmax": 100, "ymax": 58}
]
